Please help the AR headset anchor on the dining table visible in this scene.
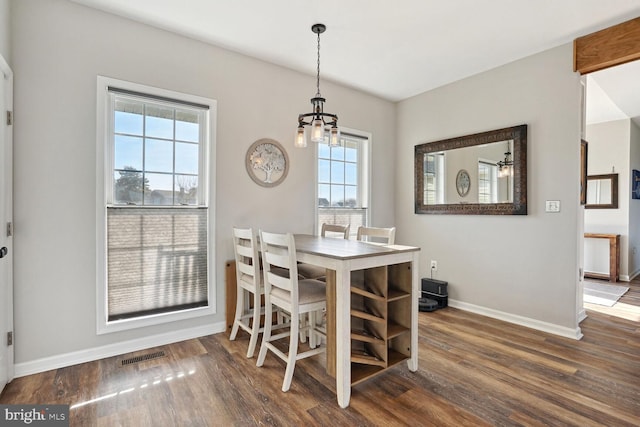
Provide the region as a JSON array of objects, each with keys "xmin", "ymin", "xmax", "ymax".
[{"xmin": 293, "ymin": 234, "xmax": 420, "ymax": 408}]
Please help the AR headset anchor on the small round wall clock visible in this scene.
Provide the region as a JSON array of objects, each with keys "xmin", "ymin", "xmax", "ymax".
[
  {"xmin": 246, "ymin": 138, "xmax": 289, "ymax": 187},
  {"xmin": 456, "ymin": 169, "xmax": 471, "ymax": 197}
]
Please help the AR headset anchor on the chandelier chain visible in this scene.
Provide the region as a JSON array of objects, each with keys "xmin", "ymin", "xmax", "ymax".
[{"xmin": 316, "ymin": 30, "xmax": 321, "ymax": 96}]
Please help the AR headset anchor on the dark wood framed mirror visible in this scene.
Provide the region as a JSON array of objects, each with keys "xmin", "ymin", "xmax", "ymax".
[
  {"xmin": 585, "ymin": 173, "xmax": 618, "ymax": 209},
  {"xmin": 414, "ymin": 124, "xmax": 527, "ymax": 215}
]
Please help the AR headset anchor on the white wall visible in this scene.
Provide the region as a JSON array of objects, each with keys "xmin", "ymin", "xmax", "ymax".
[
  {"xmin": 396, "ymin": 44, "xmax": 583, "ymax": 335},
  {"xmin": 0, "ymin": 0, "xmax": 9, "ymax": 63},
  {"xmin": 10, "ymin": 0, "xmax": 396, "ymax": 366},
  {"xmin": 628, "ymin": 120, "xmax": 640, "ymax": 278},
  {"xmin": 584, "ymin": 120, "xmax": 630, "ymax": 278}
]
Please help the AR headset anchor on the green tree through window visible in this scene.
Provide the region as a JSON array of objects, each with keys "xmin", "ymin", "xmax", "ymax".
[{"xmin": 115, "ymin": 166, "xmax": 150, "ymax": 204}]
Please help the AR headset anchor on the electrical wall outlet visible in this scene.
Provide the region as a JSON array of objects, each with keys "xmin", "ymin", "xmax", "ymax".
[{"xmin": 430, "ymin": 260, "xmax": 438, "ymax": 271}]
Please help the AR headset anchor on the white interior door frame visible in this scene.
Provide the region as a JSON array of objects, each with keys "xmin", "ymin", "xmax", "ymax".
[{"xmin": 0, "ymin": 52, "xmax": 14, "ymax": 390}]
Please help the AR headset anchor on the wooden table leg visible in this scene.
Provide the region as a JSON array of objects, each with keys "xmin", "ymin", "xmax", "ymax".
[
  {"xmin": 325, "ymin": 269, "xmax": 336, "ymax": 377},
  {"xmin": 610, "ymin": 235, "xmax": 620, "ymax": 282},
  {"xmin": 335, "ymin": 266, "xmax": 351, "ymax": 408},
  {"xmin": 408, "ymin": 253, "xmax": 419, "ymax": 372}
]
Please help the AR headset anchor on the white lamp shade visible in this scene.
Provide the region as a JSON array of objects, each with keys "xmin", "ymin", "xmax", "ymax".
[
  {"xmin": 330, "ymin": 126, "xmax": 340, "ymax": 147},
  {"xmin": 295, "ymin": 127, "xmax": 307, "ymax": 148},
  {"xmin": 311, "ymin": 118, "xmax": 324, "ymax": 143}
]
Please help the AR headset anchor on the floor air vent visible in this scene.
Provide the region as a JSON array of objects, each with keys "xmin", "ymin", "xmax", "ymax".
[{"xmin": 120, "ymin": 350, "xmax": 166, "ymax": 366}]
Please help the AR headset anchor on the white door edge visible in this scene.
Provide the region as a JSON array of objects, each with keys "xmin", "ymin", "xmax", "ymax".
[{"xmin": 0, "ymin": 52, "xmax": 14, "ymax": 391}]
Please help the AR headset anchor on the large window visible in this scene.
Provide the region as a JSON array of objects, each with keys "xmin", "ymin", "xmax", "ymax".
[
  {"xmin": 316, "ymin": 131, "xmax": 370, "ymax": 236},
  {"xmin": 96, "ymin": 77, "xmax": 216, "ymax": 333}
]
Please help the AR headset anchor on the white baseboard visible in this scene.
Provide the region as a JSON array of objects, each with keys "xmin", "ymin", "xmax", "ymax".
[
  {"xmin": 14, "ymin": 321, "xmax": 226, "ymax": 378},
  {"xmin": 449, "ymin": 299, "xmax": 583, "ymax": 340},
  {"xmin": 578, "ymin": 308, "xmax": 587, "ymax": 323}
]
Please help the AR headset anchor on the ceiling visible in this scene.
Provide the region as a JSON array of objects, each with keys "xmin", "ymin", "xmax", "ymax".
[
  {"xmin": 586, "ymin": 60, "xmax": 640, "ymax": 127},
  {"xmin": 70, "ymin": 0, "xmax": 640, "ymax": 122}
]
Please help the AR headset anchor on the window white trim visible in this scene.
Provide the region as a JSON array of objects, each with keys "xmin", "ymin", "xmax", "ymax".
[
  {"xmin": 314, "ymin": 127, "xmax": 371, "ymax": 235},
  {"xmin": 96, "ymin": 76, "xmax": 217, "ymax": 334}
]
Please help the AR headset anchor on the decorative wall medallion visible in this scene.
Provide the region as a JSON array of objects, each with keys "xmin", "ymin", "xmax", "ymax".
[
  {"xmin": 246, "ymin": 138, "xmax": 289, "ymax": 187},
  {"xmin": 456, "ymin": 169, "xmax": 471, "ymax": 197}
]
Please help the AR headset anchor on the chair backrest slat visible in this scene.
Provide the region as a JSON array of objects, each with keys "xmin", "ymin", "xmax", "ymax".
[
  {"xmin": 356, "ymin": 226, "xmax": 396, "ymax": 244},
  {"xmin": 236, "ymin": 244, "xmax": 254, "ymax": 259},
  {"xmin": 237, "ymin": 261, "xmax": 255, "ymax": 277},
  {"xmin": 321, "ymin": 223, "xmax": 350, "ymax": 239},
  {"xmin": 266, "ymin": 270, "xmax": 291, "ymax": 291}
]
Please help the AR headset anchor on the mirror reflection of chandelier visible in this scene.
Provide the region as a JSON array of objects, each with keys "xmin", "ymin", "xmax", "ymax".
[
  {"xmin": 497, "ymin": 151, "xmax": 513, "ymax": 177},
  {"xmin": 295, "ymin": 23, "xmax": 340, "ymax": 148}
]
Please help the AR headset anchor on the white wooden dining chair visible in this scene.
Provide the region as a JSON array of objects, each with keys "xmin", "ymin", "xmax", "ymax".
[
  {"xmin": 356, "ymin": 226, "xmax": 396, "ymax": 245},
  {"xmin": 297, "ymin": 223, "xmax": 350, "ymax": 280},
  {"xmin": 296, "ymin": 223, "xmax": 350, "ymax": 341},
  {"xmin": 257, "ymin": 230, "xmax": 327, "ymax": 392},
  {"xmin": 352, "ymin": 226, "xmax": 396, "ymax": 287},
  {"xmin": 229, "ymin": 226, "xmax": 265, "ymax": 358},
  {"xmin": 321, "ymin": 223, "xmax": 350, "ymax": 239}
]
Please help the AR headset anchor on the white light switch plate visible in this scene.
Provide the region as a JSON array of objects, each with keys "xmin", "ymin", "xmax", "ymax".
[{"xmin": 546, "ymin": 200, "xmax": 561, "ymax": 212}]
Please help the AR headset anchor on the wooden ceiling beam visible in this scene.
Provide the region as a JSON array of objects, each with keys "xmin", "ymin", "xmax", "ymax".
[{"xmin": 574, "ymin": 16, "xmax": 640, "ymax": 74}]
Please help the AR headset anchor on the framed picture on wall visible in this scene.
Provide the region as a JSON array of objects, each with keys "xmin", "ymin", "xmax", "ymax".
[
  {"xmin": 245, "ymin": 138, "xmax": 289, "ymax": 187},
  {"xmin": 633, "ymin": 169, "xmax": 640, "ymax": 199}
]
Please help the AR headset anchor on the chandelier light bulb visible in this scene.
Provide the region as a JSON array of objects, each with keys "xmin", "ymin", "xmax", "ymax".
[
  {"xmin": 295, "ymin": 126, "xmax": 307, "ymax": 148},
  {"xmin": 311, "ymin": 118, "xmax": 324, "ymax": 143},
  {"xmin": 330, "ymin": 126, "xmax": 340, "ymax": 147}
]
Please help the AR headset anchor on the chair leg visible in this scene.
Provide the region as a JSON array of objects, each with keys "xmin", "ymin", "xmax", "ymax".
[
  {"xmin": 308, "ymin": 311, "xmax": 317, "ymax": 349},
  {"xmin": 282, "ymin": 312, "xmax": 300, "ymax": 392},
  {"xmin": 299, "ymin": 313, "xmax": 307, "ymax": 343},
  {"xmin": 246, "ymin": 290, "xmax": 262, "ymax": 358},
  {"xmin": 229, "ymin": 287, "xmax": 244, "ymax": 341},
  {"xmin": 256, "ymin": 300, "xmax": 272, "ymax": 367}
]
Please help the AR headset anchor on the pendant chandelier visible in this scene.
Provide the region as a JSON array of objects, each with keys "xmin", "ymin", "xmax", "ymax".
[
  {"xmin": 295, "ymin": 23, "xmax": 340, "ymax": 148},
  {"xmin": 497, "ymin": 151, "xmax": 513, "ymax": 177}
]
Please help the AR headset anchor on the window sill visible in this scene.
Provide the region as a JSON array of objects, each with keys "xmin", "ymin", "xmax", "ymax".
[{"xmin": 97, "ymin": 304, "xmax": 215, "ymax": 335}]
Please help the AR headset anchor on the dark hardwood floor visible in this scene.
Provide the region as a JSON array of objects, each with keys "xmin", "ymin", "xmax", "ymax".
[
  {"xmin": 2, "ymin": 303, "xmax": 639, "ymax": 426},
  {"xmin": 618, "ymin": 275, "xmax": 640, "ymax": 306}
]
